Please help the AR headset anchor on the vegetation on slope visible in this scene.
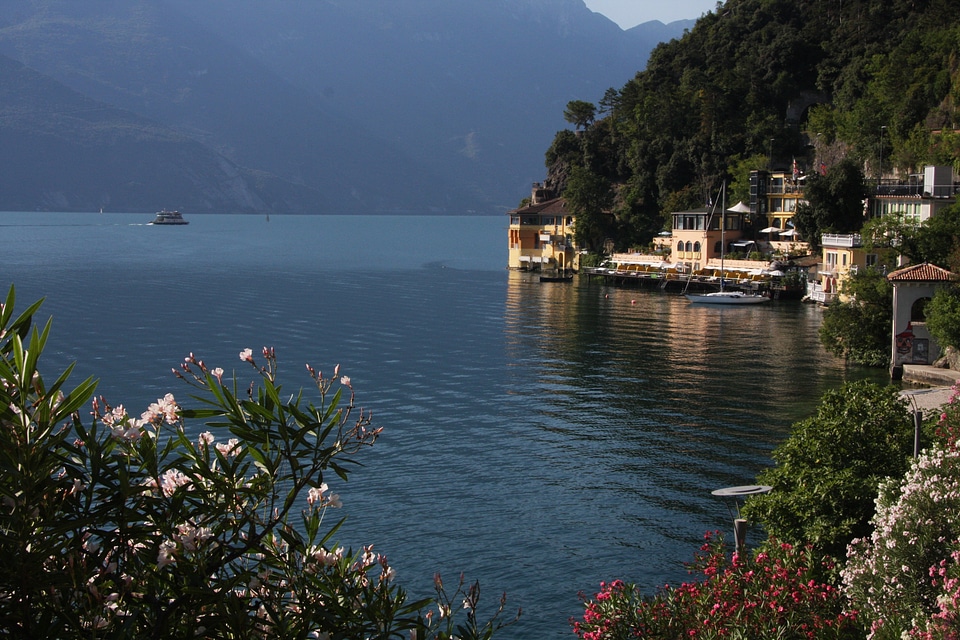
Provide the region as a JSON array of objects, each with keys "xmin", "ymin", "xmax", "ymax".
[{"xmin": 547, "ymin": 0, "xmax": 960, "ymax": 249}]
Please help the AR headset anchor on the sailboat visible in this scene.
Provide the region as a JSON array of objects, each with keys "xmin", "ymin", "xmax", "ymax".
[{"xmin": 686, "ymin": 185, "xmax": 769, "ymax": 305}]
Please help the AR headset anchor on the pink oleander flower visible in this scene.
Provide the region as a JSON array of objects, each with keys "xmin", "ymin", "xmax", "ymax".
[
  {"xmin": 198, "ymin": 431, "xmax": 215, "ymax": 448},
  {"xmin": 340, "ymin": 375, "xmax": 351, "ymax": 388},
  {"xmin": 100, "ymin": 404, "xmax": 126, "ymax": 427},
  {"xmin": 215, "ymin": 438, "xmax": 241, "ymax": 458},
  {"xmin": 212, "ymin": 367, "xmax": 224, "ymax": 383},
  {"xmin": 159, "ymin": 469, "xmax": 192, "ymax": 497},
  {"xmin": 157, "ymin": 540, "xmax": 177, "ymax": 569},
  {"xmin": 176, "ymin": 522, "xmax": 213, "ymax": 552},
  {"xmin": 239, "ymin": 348, "xmax": 253, "ymax": 362},
  {"xmin": 110, "ymin": 418, "xmax": 144, "ymax": 442},
  {"xmin": 141, "ymin": 393, "xmax": 179, "ymax": 425}
]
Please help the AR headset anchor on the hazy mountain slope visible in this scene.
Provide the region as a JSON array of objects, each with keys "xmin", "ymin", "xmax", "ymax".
[
  {"xmin": 0, "ymin": 54, "xmax": 330, "ymax": 213},
  {"xmin": 0, "ymin": 0, "xmax": 689, "ymax": 213}
]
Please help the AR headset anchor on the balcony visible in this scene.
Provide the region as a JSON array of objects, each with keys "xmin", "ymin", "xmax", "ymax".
[{"xmin": 821, "ymin": 233, "xmax": 862, "ymax": 248}]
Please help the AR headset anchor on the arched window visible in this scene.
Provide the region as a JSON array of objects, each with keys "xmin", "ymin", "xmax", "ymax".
[
  {"xmin": 685, "ymin": 241, "xmax": 693, "ymax": 252},
  {"xmin": 912, "ymin": 297, "xmax": 931, "ymax": 322},
  {"xmin": 693, "ymin": 242, "xmax": 701, "ymax": 252},
  {"xmin": 677, "ymin": 241, "xmax": 684, "ymax": 252}
]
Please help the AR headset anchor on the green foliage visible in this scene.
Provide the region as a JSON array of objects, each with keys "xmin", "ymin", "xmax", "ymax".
[
  {"xmin": 742, "ymin": 381, "xmax": 916, "ymax": 560},
  {"xmin": 566, "ymin": 165, "xmax": 614, "ymax": 253},
  {"xmin": 542, "ymin": 1, "xmax": 960, "ymax": 247},
  {"xmin": 572, "ymin": 533, "xmax": 860, "ymax": 640},
  {"xmin": 792, "ymin": 158, "xmax": 867, "ymax": 247},
  {"xmin": 0, "ymin": 286, "xmax": 516, "ymax": 640},
  {"xmin": 862, "ymin": 203, "xmax": 960, "ymax": 270},
  {"xmin": 818, "ymin": 268, "xmax": 893, "ymax": 367},
  {"xmin": 563, "ymin": 100, "xmax": 597, "ymax": 131},
  {"xmin": 926, "ymin": 285, "xmax": 960, "ymax": 350}
]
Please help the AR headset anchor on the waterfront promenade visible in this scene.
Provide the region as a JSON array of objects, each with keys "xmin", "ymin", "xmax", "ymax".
[{"xmin": 901, "ymin": 365, "xmax": 960, "ymax": 411}]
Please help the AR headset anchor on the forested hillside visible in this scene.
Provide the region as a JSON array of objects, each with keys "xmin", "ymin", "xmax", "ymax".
[{"xmin": 547, "ymin": 0, "xmax": 960, "ymax": 249}]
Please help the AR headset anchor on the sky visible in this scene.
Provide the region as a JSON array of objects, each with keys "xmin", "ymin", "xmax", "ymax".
[{"xmin": 582, "ymin": 0, "xmax": 719, "ymax": 28}]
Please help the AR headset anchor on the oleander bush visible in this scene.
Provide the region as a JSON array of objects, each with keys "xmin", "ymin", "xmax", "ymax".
[
  {"xmin": 842, "ymin": 384, "xmax": 960, "ymax": 640},
  {"xmin": 571, "ymin": 532, "xmax": 859, "ymax": 640},
  {"xmin": 0, "ymin": 286, "xmax": 515, "ymax": 639}
]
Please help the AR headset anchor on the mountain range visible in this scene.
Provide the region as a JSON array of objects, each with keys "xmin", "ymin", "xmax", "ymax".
[{"xmin": 0, "ymin": 0, "xmax": 691, "ymax": 214}]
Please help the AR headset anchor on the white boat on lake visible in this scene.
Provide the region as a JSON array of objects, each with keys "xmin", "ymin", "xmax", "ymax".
[
  {"xmin": 149, "ymin": 210, "xmax": 188, "ymax": 225},
  {"xmin": 685, "ymin": 290, "xmax": 769, "ymax": 304}
]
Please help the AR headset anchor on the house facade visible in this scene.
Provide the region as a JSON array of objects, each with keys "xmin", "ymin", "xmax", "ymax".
[
  {"xmin": 507, "ymin": 183, "xmax": 577, "ymax": 271},
  {"xmin": 750, "ymin": 169, "xmax": 805, "ymax": 236},
  {"xmin": 870, "ymin": 165, "xmax": 957, "ymax": 224},
  {"xmin": 888, "ymin": 262, "xmax": 959, "ymax": 378},
  {"xmin": 668, "ymin": 204, "xmax": 746, "ymax": 272},
  {"xmin": 807, "ymin": 233, "xmax": 879, "ymax": 303}
]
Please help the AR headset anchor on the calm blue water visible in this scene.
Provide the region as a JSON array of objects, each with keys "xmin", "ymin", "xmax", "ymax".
[{"xmin": 0, "ymin": 212, "xmax": 887, "ymax": 638}]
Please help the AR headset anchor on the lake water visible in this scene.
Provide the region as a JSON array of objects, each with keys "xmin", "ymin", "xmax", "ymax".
[{"xmin": 0, "ymin": 212, "xmax": 888, "ymax": 638}]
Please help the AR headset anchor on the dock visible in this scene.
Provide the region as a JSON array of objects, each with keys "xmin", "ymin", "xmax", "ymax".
[{"xmin": 581, "ymin": 266, "xmax": 803, "ymax": 299}]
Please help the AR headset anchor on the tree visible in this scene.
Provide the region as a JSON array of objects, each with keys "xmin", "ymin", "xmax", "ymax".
[
  {"xmin": 817, "ymin": 268, "xmax": 893, "ymax": 367},
  {"xmin": 565, "ymin": 165, "xmax": 613, "ymax": 254},
  {"xmin": 742, "ymin": 381, "xmax": 916, "ymax": 561},
  {"xmin": 792, "ymin": 158, "xmax": 868, "ymax": 249},
  {"xmin": 926, "ymin": 285, "xmax": 960, "ymax": 350},
  {"xmin": 861, "ymin": 203, "xmax": 960, "ymax": 271},
  {"xmin": 563, "ymin": 100, "xmax": 596, "ymax": 131}
]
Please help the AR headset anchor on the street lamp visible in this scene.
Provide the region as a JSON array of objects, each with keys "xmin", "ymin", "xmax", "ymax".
[{"xmin": 711, "ymin": 485, "xmax": 772, "ymax": 552}]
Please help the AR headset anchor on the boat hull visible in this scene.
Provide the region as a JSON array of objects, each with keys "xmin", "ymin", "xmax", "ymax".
[
  {"xmin": 149, "ymin": 210, "xmax": 188, "ymax": 225},
  {"xmin": 685, "ymin": 292, "xmax": 769, "ymax": 305}
]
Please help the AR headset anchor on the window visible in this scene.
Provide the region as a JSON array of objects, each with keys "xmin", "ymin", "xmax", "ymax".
[
  {"xmin": 677, "ymin": 241, "xmax": 684, "ymax": 252},
  {"xmin": 841, "ymin": 254, "xmax": 847, "ymax": 266},
  {"xmin": 685, "ymin": 241, "xmax": 693, "ymax": 252},
  {"xmin": 693, "ymin": 242, "xmax": 701, "ymax": 252},
  {"xmin": 542, "ymin": 217, "xmax": 554, "ymax": 225},
  {"xmin": 510, "ymin": 216, "xmax": 520, "ymax": 225},
  {"xmin": 866, "ymin": 254, "xmax": 878, "ymax": 267},
  {"xmin": 826, "ymin": 252, "xmax": 837, "ymax": 268}
]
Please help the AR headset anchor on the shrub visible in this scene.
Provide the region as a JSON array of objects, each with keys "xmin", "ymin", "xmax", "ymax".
[
  {"xmin": 926, "ymin": 285, "xmax": 960, "ymax": 352},
  {"xmin": 742, "ymin": 381, "xmax": 916, "ymax": 560},
  {"xmin": 0, "ymin": 286, "xmax": 515, "ymax": 639},
  {"xmin": 842, "ymin": 446, "xmax": 960, "ymax": 639},
  {"xmin": 571, "ymin": 532, "xmax": 859, "ymax": 640},
  {"xmin": 842, "ymin": 383, "xmax": 960, "ymax": 640}
]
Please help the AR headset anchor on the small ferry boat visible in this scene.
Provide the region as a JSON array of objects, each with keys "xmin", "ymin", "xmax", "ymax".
[{"xmin": 149, "ymin": 210, "xmax": 189, "ymax": 225}]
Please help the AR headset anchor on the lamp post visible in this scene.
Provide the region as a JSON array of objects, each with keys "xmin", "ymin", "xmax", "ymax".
[{"xmin": 711, "ymin": 485, "xmax": 772, "ymax": 552}]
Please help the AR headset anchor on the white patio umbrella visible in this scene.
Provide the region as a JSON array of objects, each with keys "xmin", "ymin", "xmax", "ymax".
[
  {"xmin": 779, "ymin": 229, "xmax": 797, "ymax": 237},
  {"xmin": 727, "ymin": 201, "xmax": 751, "ymax": 213},
  {"xmin": 759, "ymin": 226, "xmax": 781, "ymax": 233}
]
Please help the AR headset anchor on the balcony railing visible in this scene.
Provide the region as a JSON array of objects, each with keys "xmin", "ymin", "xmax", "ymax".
[{"xmin": 820, "ymin": 233, "xmax": 862, "ymax": 248}]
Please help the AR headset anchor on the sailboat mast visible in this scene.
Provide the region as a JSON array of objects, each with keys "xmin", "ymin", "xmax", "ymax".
[{"xmin": 720, "ymin": 182, "xmax": 726, "ymax": 290}]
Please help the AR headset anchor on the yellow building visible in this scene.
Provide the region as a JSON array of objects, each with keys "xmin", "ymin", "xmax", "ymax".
[
  {"xmin": 750, "ymin": 169, "xmax": 805, "ymax": 238},
  {"xmin": 808, "ymin": 233, "xmax": 879, "ymax": 303},
  {"xmin": 507, "ymin": 183, "xmax": 577, "ymax": 272}
]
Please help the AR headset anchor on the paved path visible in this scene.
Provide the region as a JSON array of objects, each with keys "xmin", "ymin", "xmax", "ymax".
[{"xmin": 901, "ymin": 386, "xmax": 956, "ymax": 413}]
